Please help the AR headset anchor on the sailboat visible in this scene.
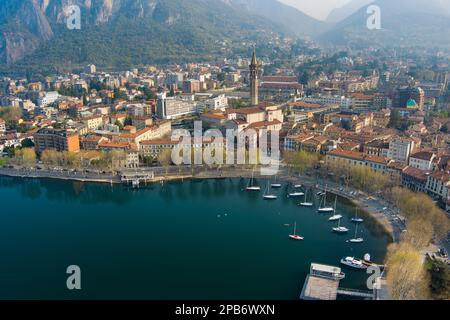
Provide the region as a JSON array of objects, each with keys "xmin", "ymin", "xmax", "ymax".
[
  {"xmin": 332, "ymin": 218, "xmax": 349, "ymax": 233},
  {"xmin": 246, "ymin": 171, "xmax": 260, "ymax": 191},
  {"xmin": 318, "ymin": 188, "xmax": 334, "ymax": 213},
  {"xmin": 289, "ymin": 222, "xmax": 304, "ymax": 240},
  {"xmin": 263, "ymin": 181, "xmax": 277, "ymax": 200},
  {"xmin": 329, "ymin": 196, "xmax": 342, "ymax": 221},
  {"xmin": 299, "ymin": 189, "xmax": 313, "ymax": 207},
  {"xmin": 288, "ymin": 183, "xmax": 304, "ymax": 198},
  {"xmin": 351, "ymin": 208, "xmax": 364, "ymax": 223},
  {"xmin": 348, "ymin": 224, "xmax": 364, "ymax": 243},
  {"xmin": 271, "ymin": 176, "xmax": 282, "ymax": 188}
]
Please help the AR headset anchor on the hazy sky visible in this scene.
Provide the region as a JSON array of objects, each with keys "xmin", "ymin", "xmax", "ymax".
[{"xmin": 279, "ymin": 0, "xmax": 352, "ymax": 20}]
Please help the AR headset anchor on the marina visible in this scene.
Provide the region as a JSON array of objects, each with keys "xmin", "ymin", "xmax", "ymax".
[{"xmin": 0, "ymin": 176, "xmax": 390, "ymax": 299}]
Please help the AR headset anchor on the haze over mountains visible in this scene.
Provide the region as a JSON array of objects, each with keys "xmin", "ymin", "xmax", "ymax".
[
  {"xmin": 0, "ymin": 0, "xmax": 450, "ymax": 73},
  {"xmin": 319, "ymin": 0, "xmax": 450, "ymax": 47}
]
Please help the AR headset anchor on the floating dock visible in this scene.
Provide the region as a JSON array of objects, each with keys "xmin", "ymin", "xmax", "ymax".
[
  {"xmin": 300, "ymin": 263, "xmax": 344, "ymax": 300},
  {"xmin": 300, "ymin": 263, "xmax": 375, "ymax": 300}
]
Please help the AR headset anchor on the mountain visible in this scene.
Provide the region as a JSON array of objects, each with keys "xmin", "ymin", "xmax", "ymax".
[
  {"xmin": 0, "ymin": 0, "xmax": 296, "ymax": 74},
  {"xmin": 326, "ymin": 0, "xmax": 373, "ymax": 23},
  {"xmin": 318, "ymin": 0, "xmax": 450, "ymax": 49},
  {"xmin": 229, "ymin": 0, "xmax": 326, "ymax": 38}
]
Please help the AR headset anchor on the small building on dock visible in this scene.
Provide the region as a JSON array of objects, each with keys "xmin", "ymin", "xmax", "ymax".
[
  {"xmin": 300, "ymin": 263, "xmax": 375, "ymax": 300},
  {"xmin": 300, "ymin": 263, "xmax": 345, "ymax": 300}
]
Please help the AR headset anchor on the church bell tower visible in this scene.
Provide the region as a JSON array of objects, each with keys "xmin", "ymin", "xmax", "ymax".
[{"xmin": 250, "ymin": 48, "xmax": 259, "ymax": 106}]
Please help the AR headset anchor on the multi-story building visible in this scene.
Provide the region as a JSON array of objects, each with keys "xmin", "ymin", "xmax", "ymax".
[
  {"xmin": 387, "ymin": 138, "xmax": 416, "ymax": 163},
  {"xmin": 97, "ymin": 141, "xmax": 139, "ymax": 168},
  {"xmin": 259, "ymin": 76, "xmax": 303, "ymax": 102},
  {"xmin": 426, "ymin": 171, "xmax": 450, "ymax": 203},
  {"xmin": 156, "ymin": 92, "xmax": 197, "ymax": 119},
  {"xmin": 364, "ymin": 140, "xmax": 390, "ymax": 157},
  {"xmin": 37, "ymin": 91, "xmax": 60, "ymax": 107},
  {"xmin": 394, "ymin": 86, "xmax": 425, "ymax": 109},
  {"xmin": 326, "ymin": 149, "xmax": 392, "ymax": 173},
  {"xmin": 408, "ymin": 151, "xmax": 436, "ymax": 171},
  {"xmin": 34, "ymin": 128, "xmax": 80, "ymax": 153},
  {"xmin": 140, "ymin": 139, "xmax": 180, "ymax": 159},
  {"xmin": 182, "ymin": 79, "xmax": 201, "ymax": 94},
  {"xmin": 83, "ymin": 115, "xmax": 104, "ymax": 131},
  {"xmin": 0, "ymin": 118, "xmax": 5, "ymax": 134},
  {"xmin": 402, "ymin": 166, "xmax": 430, "ymax": 193}
]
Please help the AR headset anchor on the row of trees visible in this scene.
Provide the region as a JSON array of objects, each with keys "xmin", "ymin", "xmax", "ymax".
[
  {"xmin": 326, "ymin": 162, "xmax": 395, "ymax": 194},
  {"xmin": 284, "ymin": 150, "xmax": 320, "ymax": 175},
  {"xmin": 385, "ymin": 187, "xmax": 450, "ymax": 300}
]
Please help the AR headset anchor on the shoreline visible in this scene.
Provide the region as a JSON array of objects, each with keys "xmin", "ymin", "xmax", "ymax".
[{"xmin": 0, "ymin": 167, "xmax": 398, "ymax": 241}]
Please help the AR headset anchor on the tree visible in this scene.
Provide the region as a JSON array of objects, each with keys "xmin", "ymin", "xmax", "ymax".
[
  {"xmin": 13, "ymin": 148, "xmax": 36, "ymax": 167},
  {"xmin": 403, "ymin": 218, "xmax": 433, "ymax": 250},
  {"xmin": 21, "ymin": 138, "xmax": 35, "ymax": 148},
  {"xmin": 41, "ymin": 149, "xmax": 60, "ymax": 167},
  {"xmin": 427, "ymin": 258, "xmax": 450, "ymax": 300},
  {"xmin": 284, "ymin": 150, "xmax": 319, "ymax": 175},
  {"xmin": 124, "ymin": 116, "xmax": 133, "ymax": 127},
  {"xmin": 388, "ymin": 109, "xmax": 401, "ymax": 129},
  {"xmin": 158, "ymin": 149, "xmax": 173, "ymax": 175},
  {"xmin": 386, "ymin": 242, "xmax": 430, "ymax": 300}
]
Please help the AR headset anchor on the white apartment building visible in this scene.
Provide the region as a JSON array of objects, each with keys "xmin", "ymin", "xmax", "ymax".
[
  {"xmin": 387, "ymin": 138, "xmax": 415, "ymax": 163},
  {"xmin": 301, "ymin": 96, "xmax": 352, "ymax": 109},
  {"xmin": 426, "ymin": 171, "xmax": 450, "ymax": 203},
  {"xmin": 204, "ymin": 94, "xmax": 228, "ymax": 110},
  {"xmin": 408, "ymin": 151, "xmax": 436, "ymax": 171},
  {"xmin": 156, "ymin": 92, "xmax": 197, "ymax": 120},
  {"xmin": 37, "ymin": 91, "xmax": 60, "ymax": 107}
]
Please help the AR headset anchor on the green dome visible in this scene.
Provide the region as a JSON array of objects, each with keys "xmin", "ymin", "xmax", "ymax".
[{"xmin": 407, "ymin": 98, "xmax": 418, "ymax": 108}]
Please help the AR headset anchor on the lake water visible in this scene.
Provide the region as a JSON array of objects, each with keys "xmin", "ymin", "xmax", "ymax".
[{"xmin": 0, "ymin": 176, "xmax": 391, "ymax": 299}]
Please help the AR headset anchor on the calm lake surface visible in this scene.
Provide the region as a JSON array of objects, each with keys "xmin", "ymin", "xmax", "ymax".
[{"xmin": 0, "ymin": 176, "xmax": 391, "ymax": 299}]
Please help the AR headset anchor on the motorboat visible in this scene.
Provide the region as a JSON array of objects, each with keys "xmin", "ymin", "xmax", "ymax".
[{"xmin": 340, "ymin": 257, "xmax": 368, "ymax": 270}]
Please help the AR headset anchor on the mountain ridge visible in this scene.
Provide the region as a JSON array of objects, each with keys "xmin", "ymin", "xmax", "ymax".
[{"xmin": 319, "ymin": 0, "xmax": 450, "ymax": 49}]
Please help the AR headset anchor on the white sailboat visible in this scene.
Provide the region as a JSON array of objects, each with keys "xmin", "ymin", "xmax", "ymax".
[
  {"xmin": 318, "ymin": 187, "xmax": 334, "ymax": 213},
  {"xmin": 348, "ymin": 224, "xmax": 364, "ymax": 243},
  {"xmin": 246, "ymin": 171, "xmax": 260, "ymax": 191},
  {"xmin": 329, "ymin": 196, "xmax": 342, "ymax": 221},
  {"xmin": 299, "ymin": 189, "xmax": 313, "ymax": 207},
  {"xmin": 289, "ymin": 222, "xmax": 304, "ymax": 240},
  {"xmin": 332, "ymin": 218, "xmax": 349, "ymax": 233},
  {"xmin": 271, "ymin": 175, "xmax": 281, "ymax": 188},
  {"xmin": 288, "ymin": 184, "xmax": 304, "ymax": 197},
  {"xmin": 263, "ymin": 181, "xmax": 277, "ymax": 200},
  {"xmin": 351, "ymin": 208, "xmax": 364, "ymax": 223}
]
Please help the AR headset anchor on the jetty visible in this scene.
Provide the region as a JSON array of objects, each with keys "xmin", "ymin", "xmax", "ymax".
[{"xmin": 300, "ymin": 263, "xmax": 375, "ymax": 300}]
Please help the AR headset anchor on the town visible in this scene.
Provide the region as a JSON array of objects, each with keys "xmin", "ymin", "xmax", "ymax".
[
  {"xmin": 1, "ymin": 49, "xmax": 450, "ymax": 213},
  {"xmin": 1, "ymin": 45, "xmax": 450, "ymax": 300}
]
